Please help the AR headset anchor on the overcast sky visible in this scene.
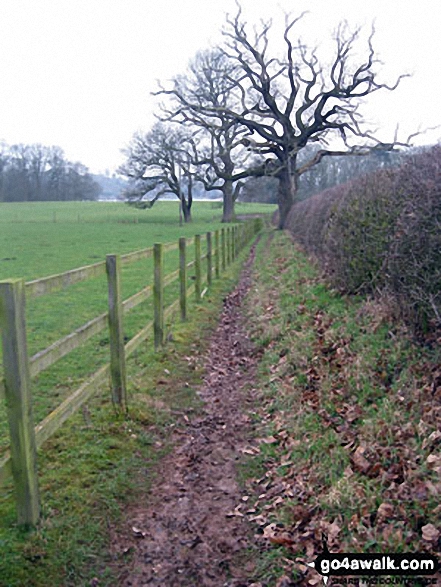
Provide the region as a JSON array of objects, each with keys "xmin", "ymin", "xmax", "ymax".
[{"xmin": 1, "ymin": 0, "xmax": 440, "ymax": 174}]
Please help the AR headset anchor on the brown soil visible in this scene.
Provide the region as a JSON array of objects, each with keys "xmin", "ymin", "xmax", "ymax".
[{"xmin": 111, "ymin": 243, "xmax": 263, "ymax": 586}]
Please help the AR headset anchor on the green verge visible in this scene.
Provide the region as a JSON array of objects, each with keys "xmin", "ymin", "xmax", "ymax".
[
  {"xmin": 0, "ymin": 201, "xmax": 274, "ymax": 456},
  {"xmin": 0, "ymin": 236, "xmax": 256, "ymax": 587},
  {"xmin": 240, "ymin": 230, "xmax": 441, "ymax": 586}
]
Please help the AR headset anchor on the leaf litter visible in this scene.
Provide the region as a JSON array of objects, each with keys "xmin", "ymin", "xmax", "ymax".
[{"xmin": 237, "ymin": 232, "xmax": 441, "ymax": 585}]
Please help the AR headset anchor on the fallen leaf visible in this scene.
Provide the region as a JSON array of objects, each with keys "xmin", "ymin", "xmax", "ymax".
[
  {"xmin": 261, "ymin": 436, "xmax": 278, "ymax": 444},
  {"xmin": 426, "ymin": 481, "xmax": 440, "ymax": 496},
  {"xmin": 226, "ymin": 506, "xmax": 244, "ymax": 518},
  {"xmin": 322, "ymin": 520, "xmax": 341, "ymax": 541},
  {"xmin": 132, "ymin": 526, "xmax": 147, "ymax": 538},
  {"xmin": 241, "ymin": 446, "xmax": 260, "ymax": 455},
  {"xmin": 263, "ymin": 523, "xmax": 278, "ymax": 539},
  {"xmin": 352, "ymin": 446, "xmax": 371, "ymax": 473},
  {"xmin": 376, "ymin": 503, "xmax": 394, "ymax": 523},
  {"xmin": 290, "ymin": 504, "xmax": 312, "ymax": 525},
  {"xmin": 348, "ymin": 513, "xmax": 359, "ymax": 531},
  {"xmin": 269, "ymin": 534, "xmax": 294, "ymax": 547},
  {"xmin": 422, "ymin": 430, "xmax": 441, "ymax": 450},
  {"xmin": 422, "ymin": 523, "xmax": 440, "ymax": 543},
  {"xmin": 427, "ymin": 454, "xmax": 441, "ymax": 467}
]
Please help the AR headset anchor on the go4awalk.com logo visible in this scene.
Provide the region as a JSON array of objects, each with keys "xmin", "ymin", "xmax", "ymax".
[{"xmin": 306, "ymin": 539, "xmax": 439, "ymax": 585}]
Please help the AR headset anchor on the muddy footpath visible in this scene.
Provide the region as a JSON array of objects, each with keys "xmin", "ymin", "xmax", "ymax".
[{"xmin": 111, "ymin": 242, "xmax": 269, "ymax": 586}]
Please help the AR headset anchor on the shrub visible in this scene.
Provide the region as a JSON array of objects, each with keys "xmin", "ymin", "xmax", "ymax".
[
  {"xmin": 384, "ymin": 147, "xmax": 441, "ymax": 330},
  {"xmin": 323, "ymin": 168, "xmax": 401, "ymax": 292},
  {"xmin": 286, "ymin": 145, "xmax": 441, "ymax": 333}
]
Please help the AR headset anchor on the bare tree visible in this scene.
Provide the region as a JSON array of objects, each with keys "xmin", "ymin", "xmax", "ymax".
[
  {"xmin": 0, "ymin": 143, "xmax": 100, "ymax": 202},
  {"xmin": 120, "ymin": 123, "xmax": 194, "ymax": 222},
  {"xmin": 157, "ymin": 49, "xmax": 251, "ymax": 222},
  {"xmin": 215, "ymin": 7, "xmax": 411, "ymax": 228}
]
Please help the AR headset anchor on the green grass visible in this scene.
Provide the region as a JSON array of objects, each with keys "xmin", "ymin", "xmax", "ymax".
[
  {"xmin": 0, "ymin": 200, "xmax": 275, "ymax": 280},
  {"xmin": 0, "ymin": 201, "xmax": 272, "ymax": 457},
  {"xmin": 0, "ymin": 219, "xmax": 254, "ymax": 586},
  {"xmin": 240, "ymin": 230, "xmax": 441, "ymax": 584}
]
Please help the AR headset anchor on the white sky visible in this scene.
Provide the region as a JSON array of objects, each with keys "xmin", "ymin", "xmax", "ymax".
[{"xmin": 0, "ymin": 0, "xmax": 440, "ymax": 174}]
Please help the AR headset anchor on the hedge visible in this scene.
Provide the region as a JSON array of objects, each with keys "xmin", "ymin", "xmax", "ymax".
[{"xmin": 286, "ymin": 145, "xmax": 441, "ymax": 333}]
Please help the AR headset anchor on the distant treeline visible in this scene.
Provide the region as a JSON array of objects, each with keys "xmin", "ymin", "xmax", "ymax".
[
  {"xmin": 240, "ymin": 148, "xmax": 402, "ymax": 204},
  {"xmin": 0, "ymin": 142, "xmax": 102, "ymax": 202},
  {"xmin": 286, "ymin": 145, "xmax": 441, "ymax": 334}
]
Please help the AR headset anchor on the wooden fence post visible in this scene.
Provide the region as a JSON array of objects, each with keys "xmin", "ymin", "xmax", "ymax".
[
  {"xmin": 226, "ymin": 228, "xmax": 231, "ymax": 266},
  {"xmin": 215, "ymin": 230, "xmax": 220, "ymax": 278},
  {"xmin": 106, "ymin": 255, "xmax": 127, "ymax": 409},
  {"xmin": 206, "ymin": 232, "xmax": 212, "ymax": 287},
  {"xmin": 221, "ymin": 228, "xmax": 226, "ymax": 271},
  {"xmin": 179, "ymin": 237, "xmax": 187, "ymax": 321},
  {"xmin": 195, "ymin": 234, "xmax": 201, "ymax": 301},
  {"xmin": 154, "ymin": 243, "xmax": 164, "ymax": 349},
  {"xmin": 0, "ymin": 279, "xmax": 40, "ymax": 526}
]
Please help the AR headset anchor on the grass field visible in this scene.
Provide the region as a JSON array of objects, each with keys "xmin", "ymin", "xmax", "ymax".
[
  {"xmin": 0, "ymin": 200, "xmax": 275, "ymax": 280},
  {"xmin": 0, "ymin": 200, "xmax": 274, "ymax": 457}
]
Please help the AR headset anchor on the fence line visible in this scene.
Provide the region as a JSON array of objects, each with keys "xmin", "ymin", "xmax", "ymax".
[{"xmin": 0, "ymin": 218, "xmax": 263, "ymax": 525}]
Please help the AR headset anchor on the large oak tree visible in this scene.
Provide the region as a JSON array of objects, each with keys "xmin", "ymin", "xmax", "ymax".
[{"xmin": 214, "ymin": 8, "xmax": 411, "ymax": 228}]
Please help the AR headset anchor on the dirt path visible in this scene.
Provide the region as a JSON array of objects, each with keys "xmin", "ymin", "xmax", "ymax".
[{"xmin": 114, "ymin": 243, "xmax": 262, "ymax": 586}]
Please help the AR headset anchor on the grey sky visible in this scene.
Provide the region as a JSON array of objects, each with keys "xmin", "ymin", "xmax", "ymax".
[{"xmin": 0, "ymin": 0, "xmax": 440, "ymax": 173}]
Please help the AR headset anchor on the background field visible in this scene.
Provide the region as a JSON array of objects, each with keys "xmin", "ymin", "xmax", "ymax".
[
  {"xmin": 0, "ymin": 200, "xmax": 275, "ymax": 280},
  {"xmin": 0, "ymin": 200, "xmax": 275, "ymax": 457}
]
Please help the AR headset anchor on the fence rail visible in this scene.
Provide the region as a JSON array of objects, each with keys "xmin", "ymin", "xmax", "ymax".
[
  {"xmin": 25, "ymin": 261, "xmax": 107, "ymax": 299},
  {"xmin": 0, "ymin": 219, "xmax": 263, "ymax": 525}
]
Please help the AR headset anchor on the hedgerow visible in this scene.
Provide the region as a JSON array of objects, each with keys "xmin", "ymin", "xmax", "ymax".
[{"xmin": 286, "ymin": 145, "xmax": 441, "ymax": 333}]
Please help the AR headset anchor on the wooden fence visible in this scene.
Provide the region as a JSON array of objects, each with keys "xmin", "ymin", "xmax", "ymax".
[{"xmin": 0, "ymin": 218, "xmax": 263, "ymax": 525}]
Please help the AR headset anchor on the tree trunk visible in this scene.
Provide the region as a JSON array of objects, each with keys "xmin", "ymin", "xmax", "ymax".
[
  {"xmin": 180, "ymin": 175, "xmax": 193, "ymax": 223},
  {"xmin": 221, "ymin": 180, "xmax": 235, "ymax": 223},
  {"xmin": 182, "ymin": 198, "xmax": 192, "ymax": 223},
  {"xmin": 277, "ymin": 165, "xmax": 298, "ymax": 230}
]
